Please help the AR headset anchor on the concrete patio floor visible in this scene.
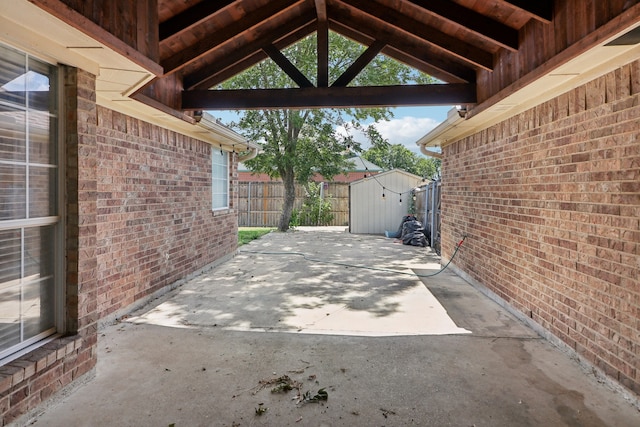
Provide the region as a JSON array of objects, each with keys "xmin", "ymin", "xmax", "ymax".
[{"xmin": 25, "ymin": 227, "xmax": 639, "ymax": 426}]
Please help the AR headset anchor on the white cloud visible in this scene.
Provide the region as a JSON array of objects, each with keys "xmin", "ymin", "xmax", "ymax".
[
  {"xmin": 336, "ymin": 116, "xmax": 440, "ymax": 154},
  {"xmin": 375, "ymin": 116, "xmax": 439, "ymax": 152}
]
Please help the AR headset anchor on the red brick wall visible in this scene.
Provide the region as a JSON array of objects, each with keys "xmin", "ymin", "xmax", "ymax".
[
  {"xmin": 442, "ymin": 60, "xmax": 640, "ymax": 396},
  {"xmin": 1, "ymin": 68, "xmax": 241, "ymax": 425},
  {"xmin": 95, "ymin": 106, "xmax": 239, "ymax": 319}
]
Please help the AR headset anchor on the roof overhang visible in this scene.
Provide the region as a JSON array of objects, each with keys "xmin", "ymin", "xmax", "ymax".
[
  {"xmin": 0, "ymin": 0, "xmax": 255, "ymax": 151},
  {"xmin": 417, "ymin": 17, "xmax": 640, "ymax": 150}
]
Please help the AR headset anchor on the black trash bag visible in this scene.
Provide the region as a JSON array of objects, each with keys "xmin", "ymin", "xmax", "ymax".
[
  {"xmin": 396, "ymin": 214, "xmax": 417, "ymax": 237},
  {"xmin": 401, "ymin": 219, "xmax": 423, "ymax": 239},
  {"xmin": 401, "ymin": 219, "xmax": 427, "ymax": 247},
  {"xmin": 403, "ymin": 231, "xmax": 427, "ymax": 247}
]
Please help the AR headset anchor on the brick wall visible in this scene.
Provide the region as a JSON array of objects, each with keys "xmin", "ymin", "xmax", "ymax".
[
  {"xmin": 442, "ymin": 60, "xmax": 640, "ymax": 396},
  {"xmin": 95, "ymin": 106, "xmax": 239, "ymax": 319},
  {"xmin": 1, "ymin": 68, "xmax": 241, "ymax": 425}
]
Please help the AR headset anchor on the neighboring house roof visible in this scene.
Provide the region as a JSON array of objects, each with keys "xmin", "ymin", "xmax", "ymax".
[{"xmin": 345, "ymin": 157, "xmax": 384, "ymax": 172}]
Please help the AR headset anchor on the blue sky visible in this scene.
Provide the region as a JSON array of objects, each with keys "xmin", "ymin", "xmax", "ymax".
[{"xmin": 208, "ymin": 105, "xmax": 452, "ymax": 155}]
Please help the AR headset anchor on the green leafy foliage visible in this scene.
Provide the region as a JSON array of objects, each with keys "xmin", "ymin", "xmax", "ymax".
[
  {"xmin": 361, "ymin": 145, "xmax": 441, "ymax": 179},
  {"xmin": 290, "ymin": 182, "xmax": 334, "ymax": 226}
]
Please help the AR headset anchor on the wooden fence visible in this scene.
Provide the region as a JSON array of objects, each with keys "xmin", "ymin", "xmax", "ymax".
[{"xmin": 237, "ymin": 182, "xmax": 349, "ymax": 227}]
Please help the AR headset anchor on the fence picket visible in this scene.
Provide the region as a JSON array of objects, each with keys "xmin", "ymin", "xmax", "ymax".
[{"xmin": 237, "ymin": 182, "xmax": 349, "ymax": 227}]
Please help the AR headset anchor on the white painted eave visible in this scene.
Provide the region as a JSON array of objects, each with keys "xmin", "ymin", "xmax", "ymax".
[
  {"xmin": 417, "ymin": 20, "xmax": 640, "ymax": 150},
  {"xmin": 0, "ymin": 1, "xmax": 255, "ymax": 151}
]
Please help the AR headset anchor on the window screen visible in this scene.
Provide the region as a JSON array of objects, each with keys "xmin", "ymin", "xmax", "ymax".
[
  {"xmin": 0, "ymin": 43, "xmax": 59, "ymax": 361},
  {"xmin": 212, "ymin": 150, "xmax": 229, "ymax": 210}
]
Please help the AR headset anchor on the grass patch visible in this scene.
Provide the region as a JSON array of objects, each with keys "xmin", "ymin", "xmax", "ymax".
[{"xmin": 238, "ymin": 227, "xmax": 274, "ymax": 246}]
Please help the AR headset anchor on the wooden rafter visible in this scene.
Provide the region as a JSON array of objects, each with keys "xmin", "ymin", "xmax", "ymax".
[
  {"xmin": 337, "ymin": 0, "xmax": 494, "ymax": 70},
  {"xmin": 407, "ymin": 0, "xmax": 519, "ymax": 51},
  {"xmin": 182, "ymin": 84, "xmax": 477, "ymax": 110},
  {"xmin": 161, "ymin": 0, "xmax": 304, "ymax": 75},
  {"xmin": 158, "ymin": 1, "xmax": 234, "ymax": 41},
  {"xmin": 501, "ymin": 0, "xmax": 553, "ymax": 23}
]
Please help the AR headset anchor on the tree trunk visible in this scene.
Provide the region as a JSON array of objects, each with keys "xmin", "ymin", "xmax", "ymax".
[{"xmin": 278, "ymin": 171, "xmax": 296, "ymax": 231}]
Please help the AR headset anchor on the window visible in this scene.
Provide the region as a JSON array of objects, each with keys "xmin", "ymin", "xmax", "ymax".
[
  {"xmin": 212, "ymin": 150, "xmax": 229, "ymax": 210},
  {"xmin": 0, "ymin": 43, "xmax": 60, "ymax": 362}
]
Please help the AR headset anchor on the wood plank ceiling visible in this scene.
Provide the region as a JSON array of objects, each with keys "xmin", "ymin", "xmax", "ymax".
[{"xmin": 152, "ymin": 0, "xmax": 554, "ymax": 110}]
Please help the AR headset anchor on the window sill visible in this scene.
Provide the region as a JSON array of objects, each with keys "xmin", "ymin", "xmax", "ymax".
[
  {"xmin": 0, "ymin": 335, "xmax": 83, "ymax": 394},
  {"xmin": 211, "ymin": 208, "xmax": 234, "ymax": 216}
]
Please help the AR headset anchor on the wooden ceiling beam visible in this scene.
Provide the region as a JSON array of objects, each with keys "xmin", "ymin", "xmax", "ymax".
[
  {"xmin": 182, "ymin": 84, "xmax": 477, "ymax": 110},
  {"xmin": 314, "ymin": 0, "xmax": 328, "ymax": 21},
  {"xmin": 329, "ymin": 19, "xmax": 476, "ymax": 83},
  {"xmin": 315, "ymin": 0, "xmax": 329, "ymax": 87},
  {"xmin": 262, "ymin": 45, "xmax": 315, "ymax": 88},
  {"xmin": 338, "ymin": 0, "xmax": 494, "ymax": 70},
  {"xmin": 332, "ymin": 40, "xmax": 386, "ymax": 87},
  {"xmin": 158, "ymin": 1, "xmax": 234, "ymax": 42},
  {"xmin": 407, "ymin": 0, "xmax": 519, "ymax": 51},
  {"xmin": 500, "ymin": 0, "xmax": 553, "ymax": 24},
  {"xmin": 161, "ymin": 0, "xmax": 303, "ymax": 76}
]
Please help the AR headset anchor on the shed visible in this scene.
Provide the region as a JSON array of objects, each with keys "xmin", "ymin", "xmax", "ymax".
[{"xmin": 349, "ymin": 169, "xmax": 424, "ymax": 235}]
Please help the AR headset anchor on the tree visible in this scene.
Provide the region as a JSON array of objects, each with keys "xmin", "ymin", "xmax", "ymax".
[
  {"xmin": 415, "ymin": 156, "xmax": 441, "ymax": 180},
  {"xmin": 221, "ymin": 32, "xmax": 434, "ymax": 231},
  {"xmin": 361, "ymin": 144, "xmax": 441, "ymax": 179}
]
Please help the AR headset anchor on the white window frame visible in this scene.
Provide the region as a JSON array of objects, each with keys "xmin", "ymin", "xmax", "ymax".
[
  {"xmin": 0, "ymin": 43, "xmax": 63, "ymax": 364},
  {"xmin": 211, "ymin": 150, "xmax": 229, "ymax": 210}
]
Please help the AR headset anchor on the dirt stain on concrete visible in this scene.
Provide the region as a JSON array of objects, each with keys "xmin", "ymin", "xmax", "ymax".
[{"xmin": 492, "ymin": 338, "xmax": 607, "ymax": 427}]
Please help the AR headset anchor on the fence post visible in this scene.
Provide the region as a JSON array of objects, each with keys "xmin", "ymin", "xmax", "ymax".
[
  {"xmin": 247, "ymin": 182, "xmax": 251, "ymax": 227},
  {"xmin": 430, "ymin": 179, "xmax": 440, "ymax": 250},
  {"xmin": 318, "ymin": 182, "xmax": 324, "ymax": 225},
  {"xmin": 423, "ymin": 183, "xmax": 429, "ymax": 235}
]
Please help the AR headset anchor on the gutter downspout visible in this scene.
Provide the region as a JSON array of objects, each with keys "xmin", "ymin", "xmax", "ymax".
[
  {"xmin": 420, "ymin": 145, "xmax": 443, "ymax": 159},
  {"xmin": 238, "ymin": 146, "xmax": 259, "ymax": 162},
  {"xmin": 415, "ymin": 107, "xmax": 466, "ymax": 158}
]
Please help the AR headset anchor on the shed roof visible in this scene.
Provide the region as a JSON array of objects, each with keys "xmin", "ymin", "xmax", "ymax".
[
  {"xmin": 350, "ymin": 168, "xmax": 423, "ymax": 187},
  {"xmin": 238, "ymin": 157, "xmax": 382, "ymax": 172}
]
